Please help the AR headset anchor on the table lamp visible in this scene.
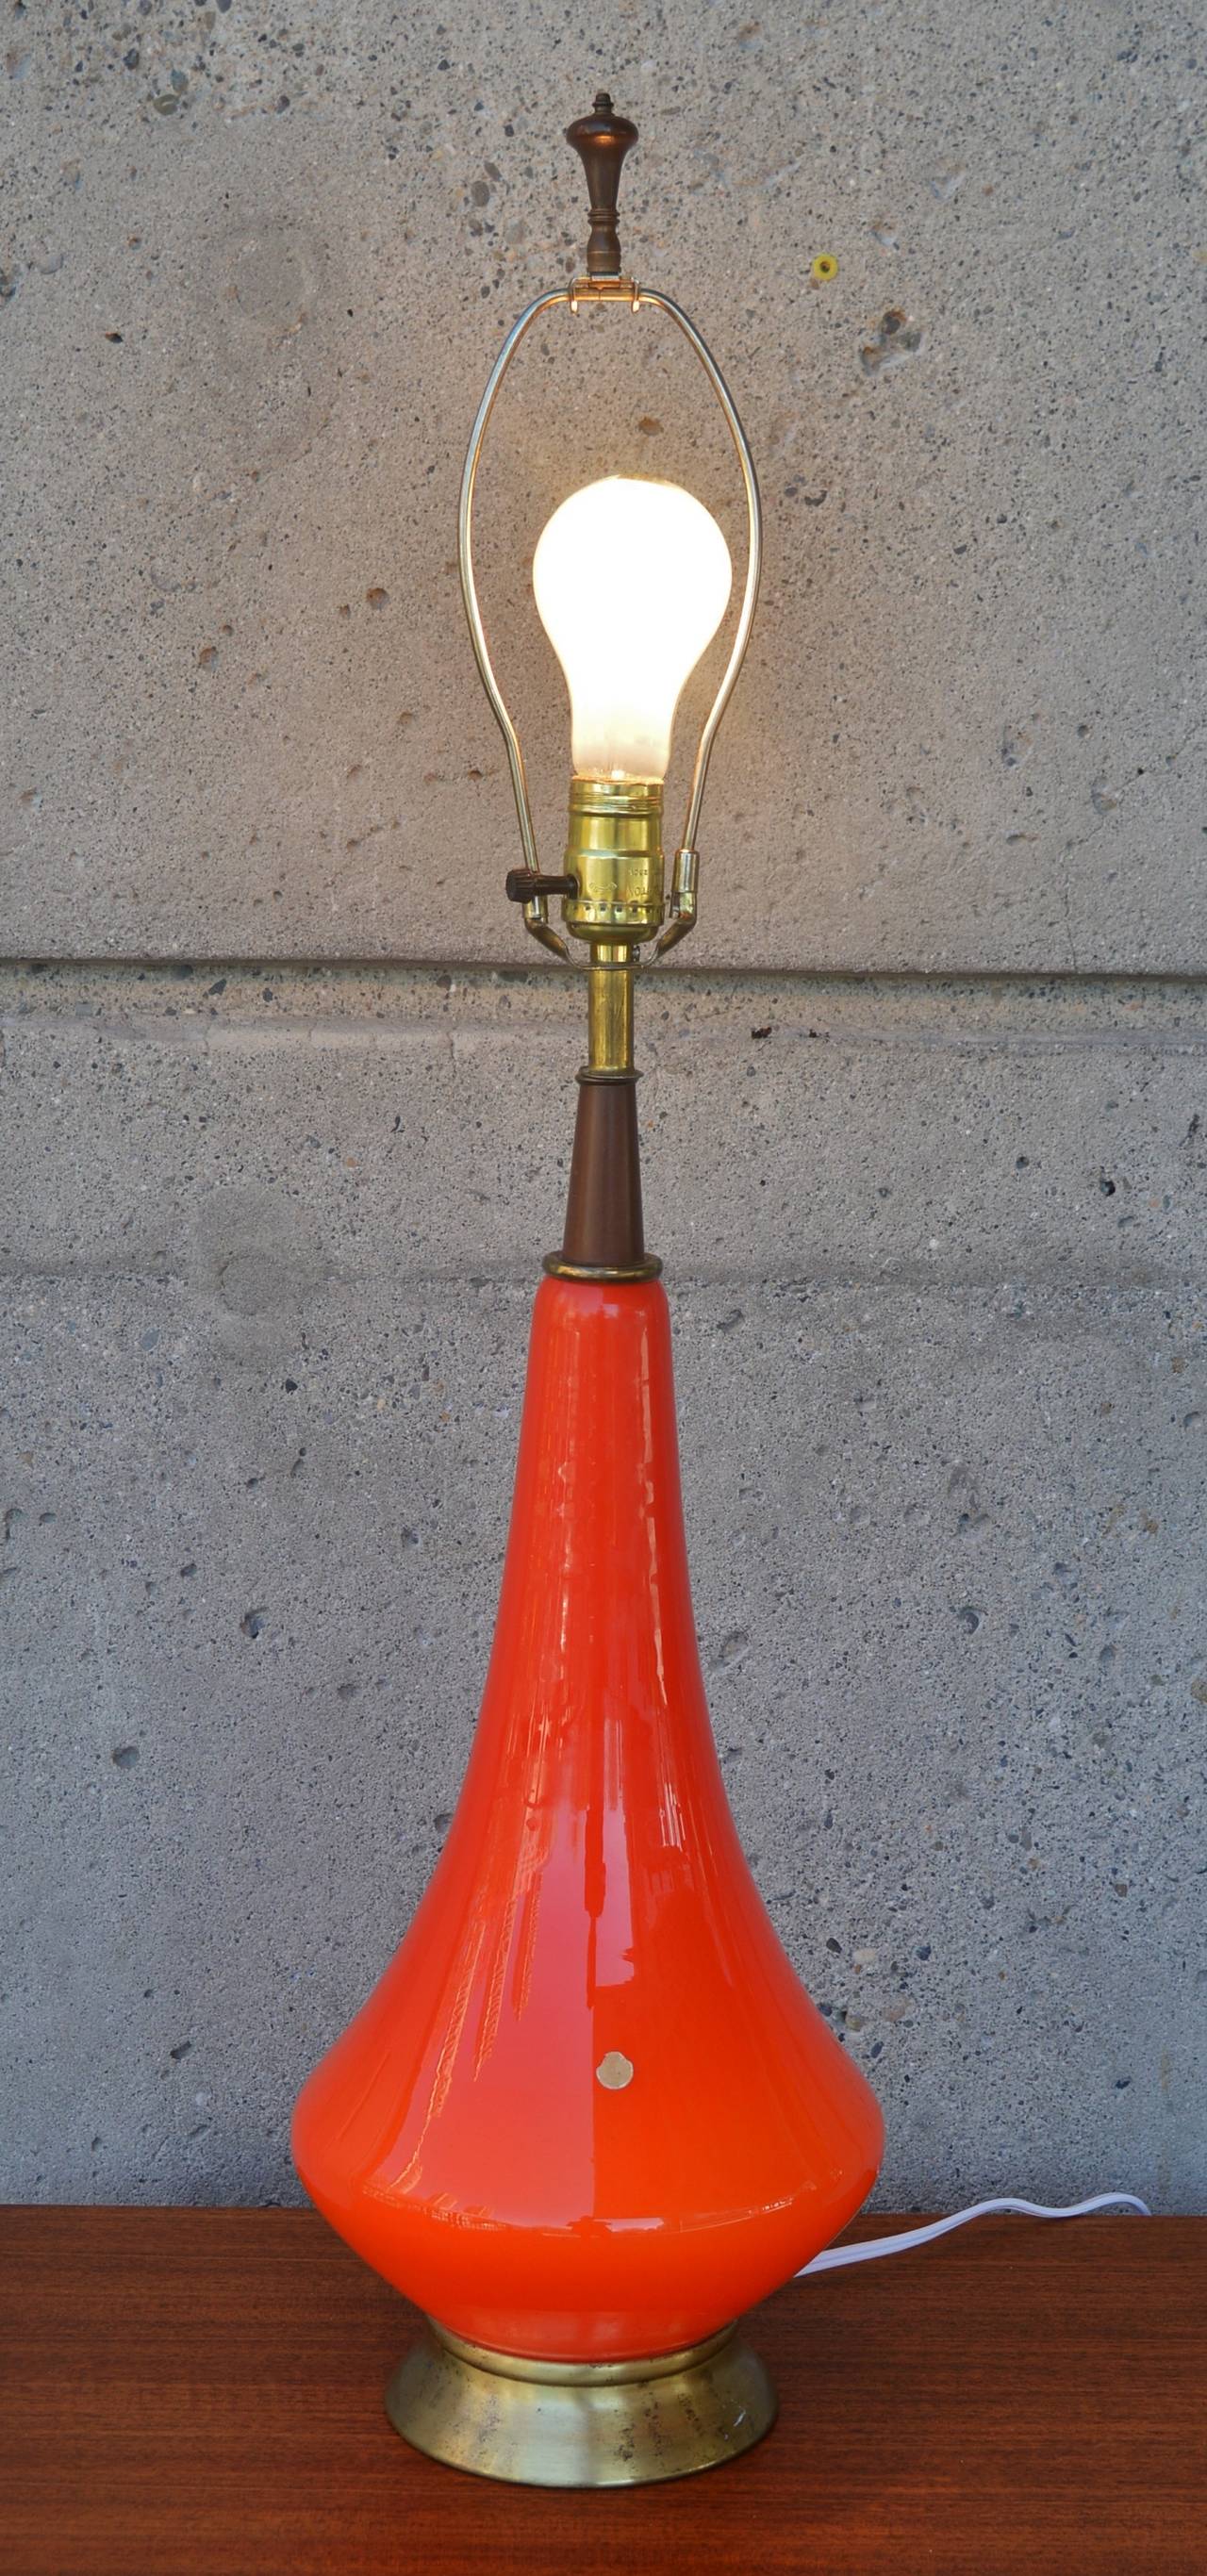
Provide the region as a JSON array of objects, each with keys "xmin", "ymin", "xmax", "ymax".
[{"xmin": 292, "ymin": 94, "xmax": 884, "ymax": 2489}]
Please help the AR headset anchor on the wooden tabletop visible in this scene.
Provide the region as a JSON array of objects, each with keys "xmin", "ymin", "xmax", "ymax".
[{"xmin": 1, "ymin": 2206, "xmax": 1200, "ymax": 2574}]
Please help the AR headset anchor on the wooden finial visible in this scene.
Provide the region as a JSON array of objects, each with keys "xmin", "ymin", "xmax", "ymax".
[{"xmin": 566, "ymin": 93, "xmax": 638, "ymax": 279}]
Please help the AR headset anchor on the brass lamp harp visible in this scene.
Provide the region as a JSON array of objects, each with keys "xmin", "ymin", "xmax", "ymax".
[{"xmin": 457, "ymin": 93, "xmax": 763, "ymax": 966}]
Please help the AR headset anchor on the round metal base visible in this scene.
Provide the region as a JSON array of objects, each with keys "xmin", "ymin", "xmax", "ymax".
[{"xmin": 385, "ymin": 2320, "xmax": 777, "ymax": 2488}]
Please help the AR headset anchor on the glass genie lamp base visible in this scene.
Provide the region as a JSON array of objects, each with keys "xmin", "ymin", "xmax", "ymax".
[{"xmin": 291, "ymin": 95, "xmax": 884, "ymax": 2488}]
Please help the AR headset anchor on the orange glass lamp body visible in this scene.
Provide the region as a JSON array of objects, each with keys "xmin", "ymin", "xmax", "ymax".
[
  {"xmin": 293, "ymin": 1274, "xmax": 883, "ymax": 2367},
  {"xmin": 293, "ymin": 97, "xmax": 883, "ymax": 2487}
]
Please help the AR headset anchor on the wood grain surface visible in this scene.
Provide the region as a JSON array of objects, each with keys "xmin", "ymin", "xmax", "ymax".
[{"xmin": 1, "ymin": 2206, "xmax": 1200, "ymax": 2574}]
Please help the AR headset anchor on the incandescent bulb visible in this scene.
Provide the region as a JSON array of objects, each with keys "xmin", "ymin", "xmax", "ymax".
[{"xmin": 533, "ymin": 476, "xmax": 732, "ymax": 783}]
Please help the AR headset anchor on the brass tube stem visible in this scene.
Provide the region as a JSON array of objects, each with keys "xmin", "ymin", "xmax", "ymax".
[
  {"xmin": 587, "ymin": 945, "xmax": 635, "ymax": 1073},
  {"xmin": 549, "ymin": 944, "xmax": 656, "ymax": 1282}
]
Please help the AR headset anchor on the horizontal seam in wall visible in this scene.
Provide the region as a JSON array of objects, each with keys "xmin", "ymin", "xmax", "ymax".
[
  {"xmin": 5, "ymin": 958, "xmax": 1207, "ymax": 993},
  {"xmin": 5, "ymin": 1016, "xmax": 1207, "ymax": 1055},
  {"xmin": 1, "ymin": 1265, "xmax": 1201, "ymax": 1295}
]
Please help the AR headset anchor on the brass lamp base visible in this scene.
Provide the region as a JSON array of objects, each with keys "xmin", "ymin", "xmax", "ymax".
[{"xmin": 385, "ymin": 2320, "xmax": 777, "ymax": 2487}]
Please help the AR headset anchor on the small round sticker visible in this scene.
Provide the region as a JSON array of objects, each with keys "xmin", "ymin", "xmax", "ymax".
[{"xmin": 596, "ymin": 2051, "xmax": 635, "ymax": 2090}]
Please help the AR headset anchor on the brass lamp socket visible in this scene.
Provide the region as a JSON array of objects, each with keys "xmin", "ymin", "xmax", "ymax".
[{"xmin": 561, "ymin": 778, "xmax": 665, "ymax": 945}]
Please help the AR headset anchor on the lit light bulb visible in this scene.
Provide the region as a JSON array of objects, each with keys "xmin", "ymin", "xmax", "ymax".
[{"xmin": 533, "ymin": 476, "xmax": 732, "ymax": 782}]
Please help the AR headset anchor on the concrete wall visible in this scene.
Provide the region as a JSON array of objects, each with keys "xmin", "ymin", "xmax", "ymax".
[{"xmin": 3, "ymin": 2, "xmax": 1203, "ymax": 2210}]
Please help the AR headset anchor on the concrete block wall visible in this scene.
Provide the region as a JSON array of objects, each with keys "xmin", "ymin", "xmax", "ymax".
[{"xmin": 3, "ymin": 2, "xmax": 1203, "ymax": 2209}]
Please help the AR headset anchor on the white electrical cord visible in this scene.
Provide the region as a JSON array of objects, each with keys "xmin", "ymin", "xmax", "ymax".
[{"xmin": 798, "ymin": 2191, "xmax": 1150, "ymax": 2276}]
